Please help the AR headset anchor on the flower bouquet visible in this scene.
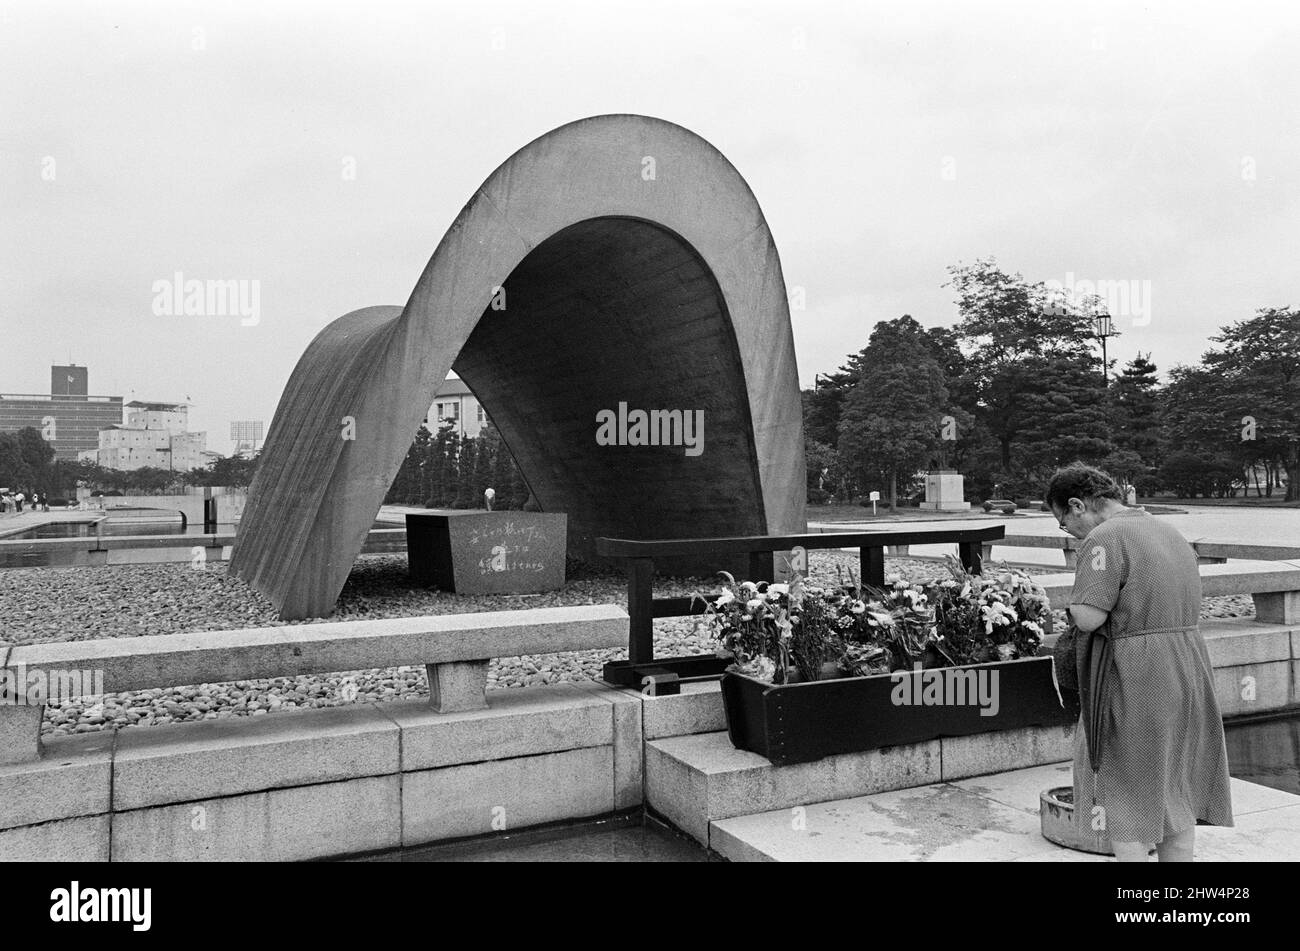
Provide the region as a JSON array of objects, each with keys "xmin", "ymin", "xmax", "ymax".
[
  {"xmin": 699, "ymin": 555, "xmax": 1051, "ymax": 685},
  {"xmin": 708, "ymin": 555, "xmax": 1069, "ymax": 765}
]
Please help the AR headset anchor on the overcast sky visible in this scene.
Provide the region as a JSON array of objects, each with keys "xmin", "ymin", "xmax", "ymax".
[{"xmin": 3, "ymin": 0, "xmax": 1297, "ymax": 453}]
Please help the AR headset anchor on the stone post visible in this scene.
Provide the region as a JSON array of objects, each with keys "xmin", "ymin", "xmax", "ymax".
[{"xmin": 426, "ymin": 660, "xmax": 490, "ymax": 713}]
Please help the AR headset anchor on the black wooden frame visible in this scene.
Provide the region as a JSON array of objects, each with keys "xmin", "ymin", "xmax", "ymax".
[{"xmin": 598, "ymin": 525, "xmax": 1005, "ymax": 687}]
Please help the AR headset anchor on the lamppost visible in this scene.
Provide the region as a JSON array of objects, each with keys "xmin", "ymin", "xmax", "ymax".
[{"xmin": 1093, "ymin": 311, "xmax": 1116, "ymax": 386}]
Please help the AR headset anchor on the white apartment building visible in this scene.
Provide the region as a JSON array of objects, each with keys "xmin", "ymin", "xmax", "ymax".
[
  {"xmin": 78, "ymin": 401, "xmax": 215, "ymax": 471},
  {"xmin": 425, "ymin": 375, "xmax": 489, "ymax": 438}
]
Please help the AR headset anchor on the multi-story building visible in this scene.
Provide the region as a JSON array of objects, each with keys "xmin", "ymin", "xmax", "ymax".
[
  {"xmin": 0, "ymin": 365, "xmax": 124, "ymax": 459},
  {"xmin": 78, "ymin": 401, "xmax": 215, "ymax": 472},
  {"xmin": 425, "ymin": 375, "xmax": 490, "ymax": 438}
]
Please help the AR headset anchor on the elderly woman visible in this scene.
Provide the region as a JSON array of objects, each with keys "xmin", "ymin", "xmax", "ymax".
[{"xmin": 1047, "ymin": 463, "xmax": 1233, "ymax": 862}]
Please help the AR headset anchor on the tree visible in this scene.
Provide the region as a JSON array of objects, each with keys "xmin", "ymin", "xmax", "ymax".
[
  {"xmin": 801, "ymin": 369, "xmax": 854, "ymax": 448},
  {"xmin": 472, "ymin": 432, "xmax": 495, "ymax": 504},
  {"xmin": 490, "ymin": 431, "xmax": 520, "ymax": 510},
  {"xmin": 1110, "ymin": 353, "xmax": 1163, "ymax": 487},
  {"xmin": 452, "ymin": 439, "xmax": 478, "ymax": 508},
  {"xmin": 945, "ymin": 258, "xmax": 1113, "ymax": 495},
  {"xmin": 838, "ymin": 316, "xmax": 952, "ymax": 507},
  {"xmin": 429, "ymin": 426, "xmax": 459, "ymax": 507},
  {"xmin": 0, "ymin": 431, "xmax": 36, "ymax": 492},
  {"xmin": 0, "ymin": 427, "xmax": 61, "ymax": 495},
  {"xmin": 187, "ymin": 452, "xmax": 261, "ymax": 489},
  {"xmin": 1203, "ymin": 307, "xmax": 1300, "ymax": 501},
  {"xmin": 804, "ymin": 438, "xmax": 837, "ymax": 504},
  {"xmin": 1159, "ymin": 366, "xmax": 1244, "ymax": 497},
  {"xmin": 507, "ymin": 446, "xmax": 530, "ymax": 509}
]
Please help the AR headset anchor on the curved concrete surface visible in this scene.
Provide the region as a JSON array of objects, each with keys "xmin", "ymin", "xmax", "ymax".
[{"xmin": 230, "ymin": 115, "xmax": 805, "ymax": 618}]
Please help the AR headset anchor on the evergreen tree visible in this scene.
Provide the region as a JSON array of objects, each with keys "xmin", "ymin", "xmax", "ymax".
[
  {"xmin": 491, "ymin": 433, "xmax": 519, "ymax": 509},
  {"xmin": 508, "ymin": 450, "xmax": 531, "ymax": 509},
  {"xmin": 453, "ymin": 439, "xmax": 477, "ymax": 508},
  {"xmin": 801, "ymin": 369, "xmax": 854, "ymax": 448},
  {"xmin": 838, "ymin": 316, "xmax": 952, "ymax": 507},
  {"xmin": 1203, "ymin": 306, "xmax": 1300, "ymax": 501},
  {"xmin": 1159, "ymin": 366, "xmax": 1242, "ymax": 497},
  {"xmin": 1111, "ymin": 354, "xmax": 1161, "ymax": 460},
  {"xmin": 472, "ymin": 433, "xmax": 495, "ymax": 505}
]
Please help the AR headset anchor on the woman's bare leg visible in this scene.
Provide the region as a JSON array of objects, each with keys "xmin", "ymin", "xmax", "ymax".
[
  {"xmin": 1157, "ymin": 827, "xmax": 1195, "ymax": 862},
  {"xmin": 1111, "ymin": 840, "xmax": 1152, "ymax": 862}
]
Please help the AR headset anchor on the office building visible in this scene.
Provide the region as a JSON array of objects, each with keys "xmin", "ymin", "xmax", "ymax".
[{"xmin": 0, "ymin": 365, "xmax": 124, "ymax": 459}]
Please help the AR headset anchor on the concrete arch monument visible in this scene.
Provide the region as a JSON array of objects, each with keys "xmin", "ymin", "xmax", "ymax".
[{"xmin": 230, "ymin": 114, "xmax": 805, "ymax": 618}]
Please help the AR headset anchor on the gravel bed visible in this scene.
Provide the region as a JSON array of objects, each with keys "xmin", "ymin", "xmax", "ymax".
[{"xmin": 0, "ymin": 552, "xmax": 1254, "ymax": 738}]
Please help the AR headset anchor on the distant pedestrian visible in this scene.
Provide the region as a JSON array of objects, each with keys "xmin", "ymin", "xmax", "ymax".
[
  {"xmin": 14, "ymin": 491, "xmax": 24, "ymax": 513},
  {"xmin": 484, "ymin": 486, "xmax": 496, "ymax": 512}
]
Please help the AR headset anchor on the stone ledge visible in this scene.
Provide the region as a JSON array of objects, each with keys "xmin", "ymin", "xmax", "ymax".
[
  {"xmin": 1213, "ymin": 661, "xmax": 1292, "ymax": 717},
  {"xmin": 1202, "ymin": 619, "xmax": 1295, "ymax": 668},
  {"xmin": 1037, "ymin": 560, "xmax": 1300, "ymax": 610},
  {"xmin": 111, "ymin": 774, "xmax": 401, "ymax": 861},
  {"xmin": 645, "ymin": 731, "xmax": 942, "ymax": 846},
  {"xmin": 112, "ymin": 703, "xmax": 400, "ymax": 810},
  {"xmin": 385, "ymin": 684, "xmax": 613, "ymax": 772},
  {"xmin": 641, "ymin": 682, "xmax": 726, "ymax": 740},
  {"xmin": 0, "ymin": 733, "xmax": 113, "ymax": 830},
  {"xmin": 0, "ymin": 814, "xmax": 110, "ymax": 862},
  {"xmin": 940, "ymin": 721, "xmax": 1075, "ymax": 782},
  {"xmin": 4, "ymin": 604, "xmax": 630, "ymax": 695},
  {"xmin": 401, "ymin": 745, "xmax": 614, "ymax": 847},
  {"xmin": 567, "ymin": 681, "xmax": 645, "ymax": 809}
]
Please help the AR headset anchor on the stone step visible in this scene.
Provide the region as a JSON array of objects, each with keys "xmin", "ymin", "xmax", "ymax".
[
  {"xmin": 709, "ymin": 763, "xmax": 1300, "ymax": 861},
  {"xmin": 645, "ymin": 722, "xmax": 1074, "ymax": 846}
]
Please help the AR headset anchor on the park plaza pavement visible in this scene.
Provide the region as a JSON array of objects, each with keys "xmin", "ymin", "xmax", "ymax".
[{"xmin": 708, "ymin": 762, "xmax": 1300, "ymax": 862}]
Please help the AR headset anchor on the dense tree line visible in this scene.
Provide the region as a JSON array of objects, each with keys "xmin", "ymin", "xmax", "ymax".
[
  {"xmin": 806, "ymin": 259, "xmax": 1298, "ymax": 504},
  {"xmin": 0, "ymin": 433, "xmax": 262, "ymax": 499},
  {"xmin": 0, "ymin": 427, "xmax": 59, "ymax": 496},
  {"xmin": 385, "ymin": 422, "xmax": 533, "ymax": 509}
]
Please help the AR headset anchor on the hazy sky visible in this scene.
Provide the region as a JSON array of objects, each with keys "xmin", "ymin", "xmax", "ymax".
[{"xmin": 3, "ymin": 0, "xmax": 1297, "ymax": 453}]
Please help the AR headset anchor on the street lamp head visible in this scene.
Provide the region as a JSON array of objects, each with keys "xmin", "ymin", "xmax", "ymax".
[{"xmin": 1093, "ymin": 313, "xmax": 1114, "ymax": 338}]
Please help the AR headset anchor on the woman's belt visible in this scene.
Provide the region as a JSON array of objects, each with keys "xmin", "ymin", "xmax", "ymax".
[{"xmin": 1106, "ymin": 624, "xmax": 1199, "ymax": 639}]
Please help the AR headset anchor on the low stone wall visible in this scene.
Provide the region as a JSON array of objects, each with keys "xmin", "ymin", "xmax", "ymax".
[
  {"xmin": 0, "ymin": 682, "xmax": 642, "ymax": 861},
  {"xmin": 2, "ymin": 618, "xmax": 1295, "ymax": 861}
]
